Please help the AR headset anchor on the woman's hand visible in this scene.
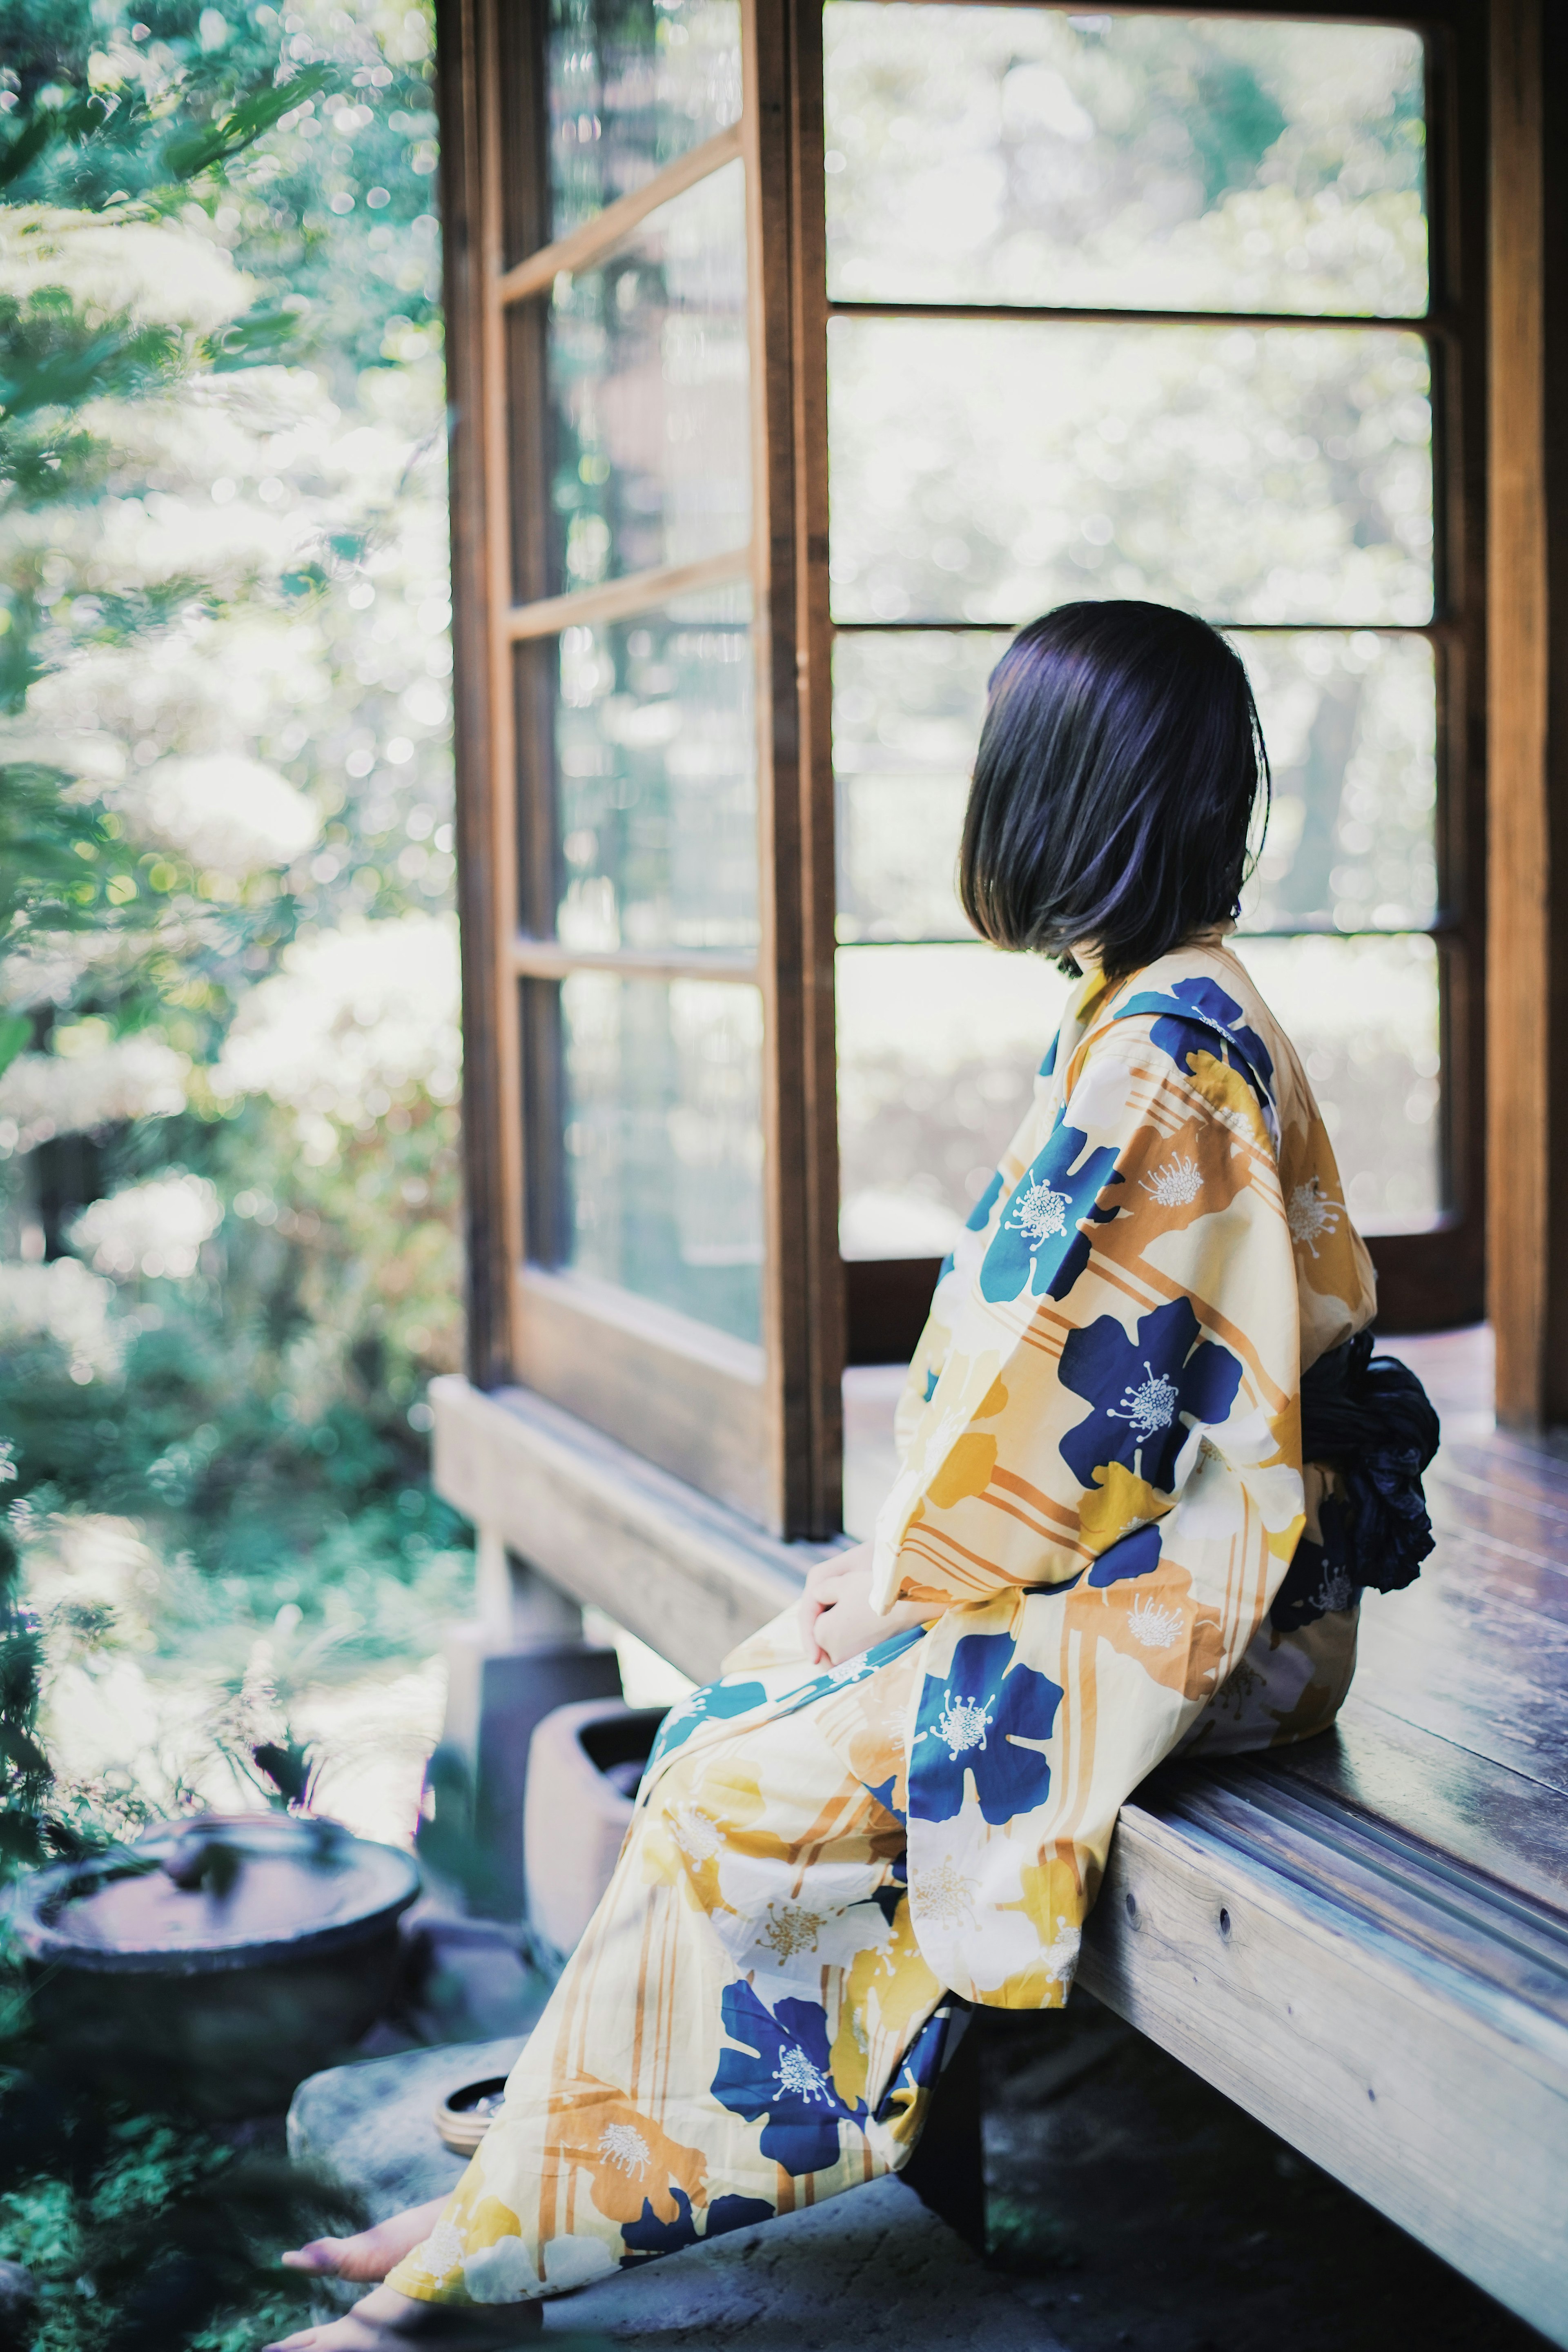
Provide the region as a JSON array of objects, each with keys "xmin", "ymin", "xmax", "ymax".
[{"xmin": 800, "ymin": 1542, "xmax": 936, "ymax": 1667}]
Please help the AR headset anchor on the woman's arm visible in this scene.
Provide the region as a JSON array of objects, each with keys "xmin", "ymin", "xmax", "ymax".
[
  {"xmin": 869, "ymin": 1025, "xmax": 1294, "ymax": 1615},
  {"xmin": 882, "ymin": 1015, "xmax": 1319, "ymax": 2010}
]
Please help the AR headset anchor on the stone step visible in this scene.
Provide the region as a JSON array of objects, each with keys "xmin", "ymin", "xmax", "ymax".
[{"xmin": 287, "ymin": 2042, "xmax": 1060, "ymax": 2350}]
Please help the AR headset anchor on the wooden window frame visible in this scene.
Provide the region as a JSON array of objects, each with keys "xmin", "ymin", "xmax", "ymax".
[
  {"xmin": 1487, "ymin": 0, "xmax": 1568, "ymax": 1429},
  {"xmin": 830, "ymin": 0, "xmax": 1491, "ymax": 1357},
  {"xmin": 437, "ymin": 0, "xmax": 842, "ymax": 1538},
  {"xmin": 438, "ymin": 0, "xmax": 1490, "ymax": 1546}
]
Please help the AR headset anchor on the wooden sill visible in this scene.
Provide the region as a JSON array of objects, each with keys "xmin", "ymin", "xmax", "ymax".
[{"xmin": 428, "ymin": 1374, "xmax": 843, "ymax": 1684}]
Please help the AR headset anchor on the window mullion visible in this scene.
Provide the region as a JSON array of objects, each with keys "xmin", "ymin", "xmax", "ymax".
[
  {"xmin": 506, "ymin": 548, "xmax": 754, "ymax": 642},
  {"xmin": 829, "ymin": 298, "xmax": 1452, "ymax": 336},
  {"xmin": 497, "ymin": 122, "xmax": 746, "ymax": 305},
  {"xmin": 476, "ymin": 0, "xmax": 528, "ymax": 1375}
]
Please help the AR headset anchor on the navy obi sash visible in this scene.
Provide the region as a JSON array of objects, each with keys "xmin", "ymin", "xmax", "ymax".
[{"xmin": 1272, "ymin": 1329, "xmax": 1440, "ymax": 1630}]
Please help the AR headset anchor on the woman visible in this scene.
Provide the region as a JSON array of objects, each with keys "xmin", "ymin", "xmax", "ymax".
[{"xmin": 271, "ymin": 601, "xmax": 1436, "ymax": 2348}]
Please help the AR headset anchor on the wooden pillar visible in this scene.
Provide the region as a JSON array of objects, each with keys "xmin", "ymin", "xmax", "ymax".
[
  {"xmin": 435, "ymin": 0, "xmax": 514, "ymax": 1392},
  {"xmin": 1487, "ymin": 0, "xmax": 1568, "ymax": 1425}
]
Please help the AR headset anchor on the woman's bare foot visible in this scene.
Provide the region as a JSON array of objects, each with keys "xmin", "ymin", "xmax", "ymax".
[
  {"xmin": 282, "ymin": 2198, "xmax": 452, "ymax": 2285},
  {"xmin": 264, "ymin": 2283, "xmax": 541, "ymax": 2350}
]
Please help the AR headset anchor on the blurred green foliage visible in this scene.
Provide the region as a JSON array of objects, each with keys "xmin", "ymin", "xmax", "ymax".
[
  {"xmin": 0, "ymin": 0, "xmax": 472, "ymax": 1787},
  {"xmin": 0, "ymin": 0, "xmax": 440, "ymax": 375},
  {"xmin": 0, "ymin": 6, "xmax": 471, "ymax": 2326},
  {"xmin": 0, "ymin": 2115, "xmax": 359, "ymax": 2352}
]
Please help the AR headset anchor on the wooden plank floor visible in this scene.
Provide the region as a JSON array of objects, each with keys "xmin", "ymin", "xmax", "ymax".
[{"xmin": 1308, "ymin": 1327, "xmax": 1568, "ymax": 1913}]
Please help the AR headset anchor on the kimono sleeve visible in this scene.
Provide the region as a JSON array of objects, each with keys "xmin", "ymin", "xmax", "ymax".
[
  {"xmin": 890, "ymin": 1049, "xmax": 1065, "ymax": 1473},
  {"xmin": 878, "ymin": 1016, "xmax": 1310, "ymax": 2010},
  {"xmin": 870, "ymin": 1018, "xmax": 1305, "ymax": 1614}
]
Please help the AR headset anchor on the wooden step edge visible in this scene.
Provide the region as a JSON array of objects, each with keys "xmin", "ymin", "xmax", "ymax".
[
  {"xmin": 1156, "ymin": 1766, "xmax": 1568, "ymax": 2003},
  {"xmin": 1107, "ymin": 1785, "xmax": 1568, "ymax": 2078}
]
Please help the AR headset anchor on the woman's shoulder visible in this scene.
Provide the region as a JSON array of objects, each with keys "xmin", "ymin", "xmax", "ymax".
[
  {"xmin": 1104, "ymin": 937, "xmax": 1287, "ymax": 1067},
  {"xmin": 1065, "ymin": 936, "xmax": 1294, "ymax": 1122},
  {"xmin": 1091, "ymin": 940, "xmax": 1375, "ymax": 1338}
]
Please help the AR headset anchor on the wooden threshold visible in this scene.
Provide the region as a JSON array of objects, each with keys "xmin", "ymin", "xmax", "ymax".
[
  {"xmin": 829, "ymin": 297, "xmax": 1454, "ymax": 339},
  {"xmin": 844, "ymin": 1232, "xmax": 1482, "ymax": 1356},
  {"xmin": 496, "ymin": 122, "xmax": 745, "ymax": 307},
  {"xmin": 512, "ymin": 1267, "xmax": 773, "ymax": 1523},
  {"xmin": 510, "ymin": 938, "xmax": 760, "ymax": 984},
  {"xmin": 428, "ymin": 1371, "xmax": 844, "ymax": 1682}
]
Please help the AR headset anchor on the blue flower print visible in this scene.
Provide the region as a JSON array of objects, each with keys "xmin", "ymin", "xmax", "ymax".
[
  {"xmin": 966, "ymin": 1168, "xmax": 1004, "ymax": 1235},
  {"xmin": 869, "ymin": 1880, "xmax": 905, "ymax": 1928},
  {"xmin": 909, "ymin": 1631, "xmax": 1062, "ymax": 1826},
  {"xmin": 872, "ymin": 1999, "xmax": 959, "ymax": 2124},
  {"xmin": 1114, "ymin": 977, "xmax": 1275, "ymax": 1120},
  {"xmin": 619, "ymin": 2189, "xmax": 697, "ymax": 2261},
  {"xmin": 649, "ymin": 1629, "xmax": 929, "ymax": 1782},
  {"xmin": 777, "ymin": 1626, "xmax": 926, "ymax": 1717},
  {"xmin": 706, "ymin": 2192, "xmax": 776, "ymax": 2237},
  {"xmin": 1086, "ymin": 1521, "xmax": 1163, "ymax": 1586},
  {"xmin": 646, "ymin": 1679, "xmax": 768, "ymax": 1771},
  {"xmin": 979, "ymin": 1121, "xmax": 1122, "ymax": 1306},
  {"xmin": 619, "ymin": 2189, "xmax": 772, "ymax": 2264},
  {"xmin": 934, "ymin": 1175, "xmax": 1005, "ymax": 1290},
  {"xmin": 1058, "ymin": 1297, "xmax": 1243, "ymax": 1495},
  {"xmin": 712, "ymin": 1983, "xmax": 865, "ymax": 2176}
]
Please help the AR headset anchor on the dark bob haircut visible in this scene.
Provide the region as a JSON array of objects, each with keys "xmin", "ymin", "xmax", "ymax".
[{"xmin": 959, "ymin": 600, "xmax": 1270, "ymax": 981}]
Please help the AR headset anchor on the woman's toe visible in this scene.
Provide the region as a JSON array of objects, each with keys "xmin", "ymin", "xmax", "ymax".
[{"xmin": 282, "ymin": 2241, "xmax": 345, "ymax": 2275}]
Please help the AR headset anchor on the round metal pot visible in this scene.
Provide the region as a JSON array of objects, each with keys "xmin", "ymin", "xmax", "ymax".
[{"xmin": 10, "ymin": 1812, "xmax": 420, "ymax": 2119}]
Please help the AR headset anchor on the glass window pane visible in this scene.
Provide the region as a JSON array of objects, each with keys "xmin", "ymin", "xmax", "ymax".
[
  {"xmin": 1235, "ymin": 933, "xmax": 1440, "ymax": 1229},
  {"xmin": 550, "ymin": 0, "xmax": 743, "ymax": 245},
  {"xmin": 548, "ymin": 159, "xmax": 751, "ymax": 596},
  {"xmin": 836, "ymin": 936, "xmax": 1440, "ymax": 1259},
  {"xmin": 837, "ymin": 943, "xmax": 1074, "ymax": 1258},
  {"xmin": 824, "ymin": 4, "xmax": 1427, "ymax": 317},
  {"xmin": 559, "ymin": 972, "xmax": 764, "ymax": 1339},
  {"xmin": 1236, "ymin": 630, "xmax": 1437, "ymax": 934},
  {"xmin": 835, "ymin": 631, "xmax": 1004, "ymax": 943},
  {"xmin": 828, "ymin": 317, "xmax": 1433, "ymax": 626},
  {"xmin": 832, "ymin": 629, "xmax": 1438, "ymax": 948},
  {"xmin": 541, "ymin": 586, "xmax": 757, "ymax": 953}
]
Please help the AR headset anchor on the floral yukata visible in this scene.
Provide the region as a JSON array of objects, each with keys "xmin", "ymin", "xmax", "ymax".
[{"xmin": 388, "ymin": 936, "xmax": 1377, "ymax": 2310}]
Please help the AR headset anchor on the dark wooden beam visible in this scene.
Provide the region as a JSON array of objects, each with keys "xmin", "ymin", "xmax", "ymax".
[
  {"xmin": 435, "ymin": 0, "xmax": 512, "ymax": 1391},
  {"xmin": 1487, "ymin": 0, "xmax": 1568, "ymax": 1424}
]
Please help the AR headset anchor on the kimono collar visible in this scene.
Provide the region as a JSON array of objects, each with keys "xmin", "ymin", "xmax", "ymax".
[{"xmin": 1051, "ymin": 934, "xmax": 1281, "ymax": 1144}]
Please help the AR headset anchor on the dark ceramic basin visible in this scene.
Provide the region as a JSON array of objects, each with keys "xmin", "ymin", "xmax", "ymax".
[{"xmin": 11, "ymin": 1812, "xmax": 420, "ymax": 2118}]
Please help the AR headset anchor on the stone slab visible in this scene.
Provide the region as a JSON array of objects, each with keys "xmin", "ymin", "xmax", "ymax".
[
  {"xmin": 289, "ymin": 2037, "xmax": 527, "ymax": 2217},
  {"xmin": 541, "ymin": 2174, "xmax": 1060, "ymax": 2350},
  {"xmin": 287, "ymin": 2043, "xmax": 1061, "ymax": 2351}
]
